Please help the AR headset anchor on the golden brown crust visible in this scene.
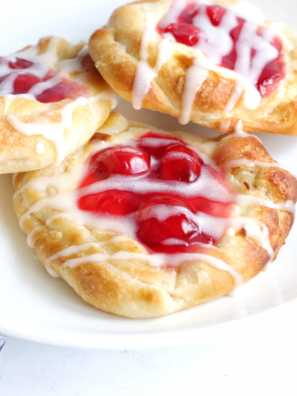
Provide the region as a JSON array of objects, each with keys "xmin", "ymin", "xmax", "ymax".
[
  {"xmin": 13, "ymin": 115, "xmax": 297, "ymax": 318},
  {"xmin": 0, "ymin": 37, "xmax": 115, "ymax": 173},
  {"xmin": 89, "ymin": 0, "xmax": 297, "ymax": 135}
]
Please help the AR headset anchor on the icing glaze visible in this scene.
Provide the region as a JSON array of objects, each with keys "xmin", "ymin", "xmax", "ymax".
[
  {"xmin": 132, "ymin": 13, "xmax": 172, "ymax": 110},
  {"xmin": 179, "ymin": 56, "xmax": 214, "ymax": 125},
  {"xmin": 7, "ymin": 97, "xmax": 89, "ymax": 165},
  {"xmin": 35, "ymin": 141, "xmax": 45, "ymax": 154}
]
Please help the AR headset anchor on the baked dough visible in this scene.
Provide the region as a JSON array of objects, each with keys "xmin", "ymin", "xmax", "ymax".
[
  {"xmin": 89, "ymin": 0, "xmax": 297, "ymax": 135},
  {"xmin": 13, "ymin": 114, "xmax": 297, "ymax": 318},
  {"xmin": 0, "ymin": 36, "xmax": 116, "ymax": 173}
]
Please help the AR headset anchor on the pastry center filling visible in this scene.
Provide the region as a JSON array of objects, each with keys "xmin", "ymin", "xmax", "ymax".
[
  {"xmin": 0, "ymin": 55, "xmax": 88, "ymax": 103},
  {"xmin": 77, "ymin": 132, "xmax": 235, "ymax": 254},
  {"xmin": 158, "ymin": 2, "xmax": 284, "ymax": 97}
]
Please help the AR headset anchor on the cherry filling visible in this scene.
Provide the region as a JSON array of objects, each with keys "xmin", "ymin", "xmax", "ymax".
[
  {"xmin": 78, "ymin": 132, "xmax": 235, "ymax": 254},
  {"xmin": 8, "ymin": 57, "xmax": 33, "ymax": 70},
  {"xmin": 13, "ymin": 74, "xmax": 42, "ymax": 95},
  {"xmin": 137, "ymin": 197, "xmax": 214, "ymax": 253},
  {"xmin": 158, "ymin": 3, "xmax": 285, "ymax": 97},
  {"xmin": 0, "ymin": 56, "xmax": 88, "ymax": 103},
  {"xmin": 92, "ymin": 146, "xmax": 150, "ymax": 177},
  {"xmin": 159, "ymin": 144, "xmax": 203, "ymax": 182}
]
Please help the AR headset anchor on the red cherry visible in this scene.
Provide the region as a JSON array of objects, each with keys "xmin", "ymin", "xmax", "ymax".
[
  {"xmin": 137, "ymin": 197, "xmax": 213, "ymax": 251},
  {"xmin": 138, "ymin": 132, "xmax": 182, "ymax": 157},
  {"xmin": 36, "ymin": 79, "xmax": 88, "ymax": 103},
  {"xmin": 13, "ymin": 73, "xmax": 42, "ymax": 94},
  {"xmin": 8, "ymin": 57, "xmax": 33, "ymax": 70},
  {"xmin": 164, "ymin": 23, "xmax": 203, "ymax": 46},
  {"xmin": 256, "ymin": 57, "xmax": 284, "ymax": 97},
  {"xmin": 37, "ymin": 82, "xmax": 71, "ymax": 103},
  {"xmin": 78, "ymin": 190, "xmax": 142, "ymax": 216},
  {"xmin": 178, "ymin": 3, "xmax": 199, "ymax": 24},
  {"xmin": 90, "ymin": 146, "xmax": 150, "ymax": 179},
  {"xmin": 159, "ymin": 144, "xmax": 202, "ymax": 183},
  {"xmin": 206, "ymin": 5, "xmax": 227, "ymax": 26}
]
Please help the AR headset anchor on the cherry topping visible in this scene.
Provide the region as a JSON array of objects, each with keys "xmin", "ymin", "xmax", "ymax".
[
  {"xmin": 35, "ymin": 78, "xmax": 86, "ymax": 103},
  {"xmin": 138, "ymin": 131, "xmax": 183, "ymax": 157},
  {"xmin": 13, "ymin": 73, "xmax": 42, "ymax": 94},
  {"xmin": 137, "ymin": 197, "xmax": 214, "ymax": 252},
  {"xmin": 158, "ymin": 3, "xmax": 285, "ymax": 98},
  {"xmin": 77, "ymin": 132, "xmax": 235, "ymax": 254},
  {"xmin": 78, "ymin": 191, "xmax": 142, "ymax": 216},
  {"xmin": 8, "ymin": 58, "xmax": 33, "ymax": 70},
  {"xmin": 89, "ymin": 146, "xmax": 150, "ymax": 180},
  {"xmin": 0, "ymin": 56, "xmax": 89, "ymax": 103},
  {"xmin": 206, "ymin": 5, "xmax": 227, "ymax": 27},
  {"xmin": 159, "ymin": 144, "xmax": 202, "ymax": 182},
  {"xmin": 164, "ymin": 23, "xmax": 203, "ymax": 46},
  {"xmin": 178, "ymin": 3, "xmax": 199, "ymax": 24}
]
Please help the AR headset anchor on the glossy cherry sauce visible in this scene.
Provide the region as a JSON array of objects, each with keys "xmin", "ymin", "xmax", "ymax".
[
  {"xmin": 158, "ymin": 4, "xmax": 284, "ymax": 97},
  {"xmin": 0, "ymin": 57, "xmax": 88, "ymax": 103},
  {"xmin": 78, "ymin": 132, "xmax": 234, "ymax": 254}
]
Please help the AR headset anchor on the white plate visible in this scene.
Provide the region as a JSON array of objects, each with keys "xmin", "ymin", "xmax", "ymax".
[{"xmin": 1, "ymin": 0, "xmax": 297, "ymax": 349}]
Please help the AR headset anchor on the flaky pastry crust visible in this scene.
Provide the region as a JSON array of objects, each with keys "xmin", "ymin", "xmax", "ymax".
[
  {"xmin": 89, "ymin": 0, "xmax": 297, "ymax": 135},
  {"xmin": 13, "ymin": 114, "xmax": 297, "ymax": 318},
  {"xmin": 0, "ymin": 37, "xmax": 115, "ymax": 173}
]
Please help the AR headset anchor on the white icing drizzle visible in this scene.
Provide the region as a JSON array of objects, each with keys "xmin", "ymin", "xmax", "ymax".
[
  {"xmin": 3, "ymin": 94, "xmax": 15, "ymax": 112},
  {"xmin": 234, "ymin": 21, "xmax": 278, "ymax": 86},
  {"xmin": 44, "ymin": 242, "xmax": 101, "ymax": 267},
  {"xmin": 78, "ymin": 165, "xmax": 233, "ymax": 203},
  {"xmin": 45, "ymin": 266, "xmax": 60, "ymax": 278},
  {"xmin": 0, "ymin": 73, "xmax": 19, "ymax": 96},
  {"xmin": 35, "ymin": 141, "xmax": 45, "ymax": 154},
  {"xmin": 224, "ymin": 80, "xmax": 244, "ymax": 113},
  {"xmin": 57, "ymin": 47, "xmax": 89, "ymax": 75},
  {"xmin": 230, "ymin": 217, "xmax": 274, "ymax": 260},
  {"xmin": 132, "ymin": 13, "xmax": 172, "ymax": 110},
  {"xmin": 191, "ymin": 4, "xmax": 238, "ymax": 64},
  {"xmin": 179, "ymin": 56, "xmax": 214, "ymax": 125},
  {"xmin": 158, "ymin": 0, "xmax": 186, "ymax": 30},
  {"xmin": 27, "ymin": 226, "xmax": 43, "ymax": 248},
  {"xmin": 7, "ymin": 97, "xmax": 88, "ymax": 165},
  {"xmin": 237, "ymin": 194, "xmax": 295, "ymax": 217},
  {"xmin": 220, "ymin": 120, "xmax": 262, "ymax": 142},
  {"xmin": 60, "ymin": 250, "xmax": 242, "ymax": 287}
]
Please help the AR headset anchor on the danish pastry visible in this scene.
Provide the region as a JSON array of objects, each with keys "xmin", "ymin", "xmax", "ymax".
[
  {"xmin": 89, "ymin": 0, "xmax": 297, "ymax": 135},
  {"xmin": 13, "ymin": 115, "xmax": 297, "ymax": 318},
  {"xmin": 0, "ymin": 36, "xmax": 116, "ymax": 173}
]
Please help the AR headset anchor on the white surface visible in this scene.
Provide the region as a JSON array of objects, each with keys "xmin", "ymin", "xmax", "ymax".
[
  {"xmin": 1, "ymin": 0, "xmax": 297, "ymax": 353},
  {"xmin": 1, "ymin": 324, "xmax": 297, "ymax": 396}
]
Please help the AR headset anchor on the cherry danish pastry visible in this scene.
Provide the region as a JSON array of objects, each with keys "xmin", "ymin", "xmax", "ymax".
[
  {"xmin": 89, "ymin": 0, "xmax": 297, "ymax": 135},
  {"xmin": 0, "ymin": 36, "xmax": 116, "ymax": 173},
  {"xmin": 13, "ymin": 115, "xmax": 297, "ymax": 318}
]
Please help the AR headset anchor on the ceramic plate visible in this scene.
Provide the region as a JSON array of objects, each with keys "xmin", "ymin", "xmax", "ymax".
[{"xmin": 1, "ymin": 0, "xmax": 297, "ymax": 349}]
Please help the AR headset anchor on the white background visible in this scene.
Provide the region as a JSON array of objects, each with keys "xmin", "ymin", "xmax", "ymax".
[{"xmin": 1, "ymin": 0, "xmax": 297, "ymax": 394}]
